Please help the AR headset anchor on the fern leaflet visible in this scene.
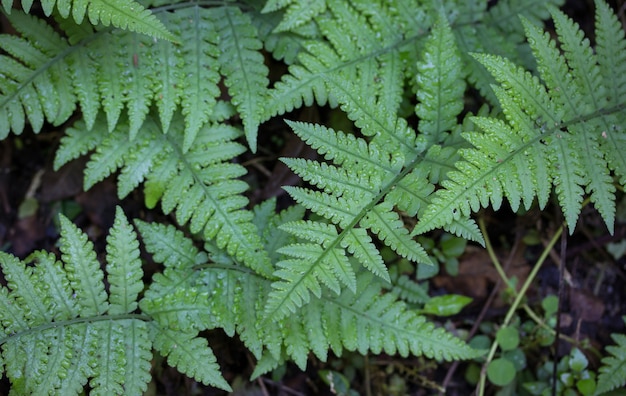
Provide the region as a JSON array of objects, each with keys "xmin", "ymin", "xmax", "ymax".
[
  {"xmin": 596, "ymin": 327, "xmax": 626, "ymax": 394},
  {"xmin": 1, "ymin": 0, "xmax": 175, "ymax": 41}
]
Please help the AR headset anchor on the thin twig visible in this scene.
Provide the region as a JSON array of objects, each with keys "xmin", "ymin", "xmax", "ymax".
[{"xmin": 552, "ymin": 226, "xmax": 568, "ymax": 396}]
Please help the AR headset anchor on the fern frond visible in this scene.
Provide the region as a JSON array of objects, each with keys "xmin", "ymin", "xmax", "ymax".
[
  {"xmin": 264, "ymin": 120, "xmax": 436, "ymax": 320},
  {"xmin": 252, "ymin": 7, "xmax": 312, "ymax": 64},
  {"xmin": 0, "ymin": 208, "xmax": 155, "ymax": 394},
  {"xmin": 450, "ymin": 0, "xmax": 563, "ymax": 103},
  {"xmin": 3, "ymin": 0, "xmax": 175, "ymax": 41},
  {"xmin": 56, "ymin": 113, "xmax": 273, "ymax": 276},
  {"xmin": 136, "ymin": 217, "xmax": 277, "ymax": 360},
  {"xmin": 415, "ymin": 1, "xmax": 626, "ymax": 235},
  {"xmin": 135, "ymin": 220, "xmax": 208, "ymax": 272},
  {"xmin": 167, "ymin": 6, "xmax": 221, "ymax": 150},
  {"xmin": 59, "ymin": 215, "xmax": 109, "ymax": 316},
  {"xmin": 595, "ymin": 0, "xmax": 626, "ymax": 109},
  {"xmin": 213, "ymin": 6, "xmax": 269, "ymax": 151},
  {"xmin": 106, "ymin": 207, "xmax": 143, "ymax": 314},
  {"xmin": 391, "ymin": 275, "xmax": 429, "ymax": 304},
  {"xmin": 596, "ymin": 331, "xmax": 626, "ymax": 394}
]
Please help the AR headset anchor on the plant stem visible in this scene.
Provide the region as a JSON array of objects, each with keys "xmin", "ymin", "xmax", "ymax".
[{"xmin": 477, "ymin": 224, "xmax": 563, "ymax": 396}]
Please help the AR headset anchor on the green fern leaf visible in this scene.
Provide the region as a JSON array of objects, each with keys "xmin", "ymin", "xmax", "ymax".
[
  {"xmin": 535, "ymin": 8, "xmax": 616, "ymax": 230},
  {"xmin": 250, "ymin": 351, "xmax": 282, "ymax": 380},
  {"xmin": 150, "ymin": 327, "xmax": 231, "ymax": 391},
  {"xmin": 106, "ymin": 207, "xmax": 143, "ymax": 314},
  {"xmin": 254, "ymin": 198, "xmax": 306, "ymax": 262},
  {"xmin": 327, "ymin": 76, "xmax": 417, "ymax": 159},
  {"xmin": 291, "ymin": 272, "xmax": 481, "ymax": 363},
  {"xmin": 269, "ymin": 0, "xmax": 326, "ymax": 33},
  {"xmin": 595, "ymin": 0, "xmax": 626, "ymax": 109},
  {"xmin": 415, "ymin": 14, "xmax": 465, "ymax": 144},
  {"xmin": 593, "ymin": 0, "xmax": 626, "ymax": 192},
  {"xmin": 59, "ymin": 215, "xmax": 109, "ymax": 316},
  {"xmin": 0, "ymin": 11, "xmax": 74, "ymax": 137},
  {"xmin": 67, "ymin": 47, "xmax": 99, "ymax": 130},
  {"xmin": 56, "ymin": 114, "xmax": 273, "ymax": 276},
  {"xmin": 416, "ymin": 2, "xmax": 626, "ymax": 235},
  {"xmin": 391, "ymin": 275, "xmax": 429, "ymax": 304},
  {"xmin": 0, "ymin": 6, "xmax": 259, "ymax": 147},
  {"xmin": 265, "ymin": 120, "xmax": 440, "ymax": 320},
  {"xmin": 361, "ymin": 202, "xmax": 431, "ymax": 264},
  {"xmin": 168, "ymin": 6, "xmax": 221, "ymax": 150},
  {"xmin": 252, "ymin": 6, "xmax": 312, "ymax": 64},
  {"xmin": 596, "ymin": 331, "xmax": 626, "ymax": 394},
  {"xmin": 119, "ymin": 320, "xmax": 152, "ymax": 395},
  {"xmin": 213, "ymin": 6, "xmax": 269, "ymax": 151},
  {"xmin": 0, "ymin": 209, "xmax": 154, "ymax": 394},
  {"xmin": 89, "ymin": 320, "xmax": 126, "ymax": 394},
  {"xmin": 264, "ymin": 1, "xmax": 413, "ymax": 152},
  {"xmin": 135, "ymin": 220, "xmax": 207, "ymax": 272},
  {"xmin": 3, "ymin": 0, "xmax": 175, "ymax": 41}
]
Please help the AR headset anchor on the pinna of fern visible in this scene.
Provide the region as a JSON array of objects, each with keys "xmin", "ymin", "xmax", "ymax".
[
  {"xmin": 0, "ymin": 207, "xmax": 231, "ymax": 394},
  {"xmin": 0, "ymin": 4, "xmax": 268, "ymax": 150},
  {"xmin": 414, "ymin": 0, "xmax": 626, "ymax": 237},
  {"xmin": 595, "ymin": 317, "xmax": 626, "ymax": 394},
  {"xmin": 1, "ymin": 0, "xmax": 175, "ymax": 41}
]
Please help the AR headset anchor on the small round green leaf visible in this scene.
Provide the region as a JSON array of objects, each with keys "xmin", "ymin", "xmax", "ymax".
[
  {"xmin": 569, "ymin": 348, "xmax": 588, "ymax": 372},
  {"xmin": 576, "ymin": 378, "xmax": 596, "ymax": 396},
  {"xmin": 502, "ymin": 348, "xmax": 526, "ymax": 371},
  {"xmin": 464, "ymin": 363, "xmax": 481, "ymax": 385},
  {"xmin": 469, "ymin": 335, "xmax": 492, "ymax": 351},
  {"xmin": 496, "ymin": 326, "xmax": 520, "ymax": 351},
  {"xmin": 542, "ymin": 295, "xmax": 559, "ymax": 317},
  {"xmin": 487, "ymin": 358, "xmax": 516, "ymax": 386}
]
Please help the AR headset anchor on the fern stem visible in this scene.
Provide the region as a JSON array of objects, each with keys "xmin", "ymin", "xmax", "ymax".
[
  {"xmin": 478, "ymin": 217, "xmax": 512, "ymax": 289},
  {"xmin": 477, "ymin": 224, "xmax": 563, "ymax": 396},
  {"xmin": 0, "ymin": 313, "xmax": 152, "ymax": 345}
]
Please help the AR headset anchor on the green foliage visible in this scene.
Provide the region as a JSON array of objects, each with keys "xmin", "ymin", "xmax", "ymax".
[
  {"xmin": 1, "ymin": 0, "xmax": 626, "ymax": 393},
  {"xmin": 0, "ymin": 208, "xmax": 230, "ymax": 394},
  {"xmin": 55, "ymin": 112, "xmax": 274, "ymax": 277},
  {"xmin": 0, "ymin": 4, "xmax": 266, "ymax": 148},
  {"xmin": 415, "ymin": 1, "xmax": 626, "ymax": 235},
  {"xmin": 1, "ymin": 0, "xmax": 175, "ymax": 41},
  {"xmin": 596, "ymin": 322, "xmax": 626, "ymax": 394},
  {"xmin": 138, "ymin": 200, "xmax": 480, "ymax": 378}
]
